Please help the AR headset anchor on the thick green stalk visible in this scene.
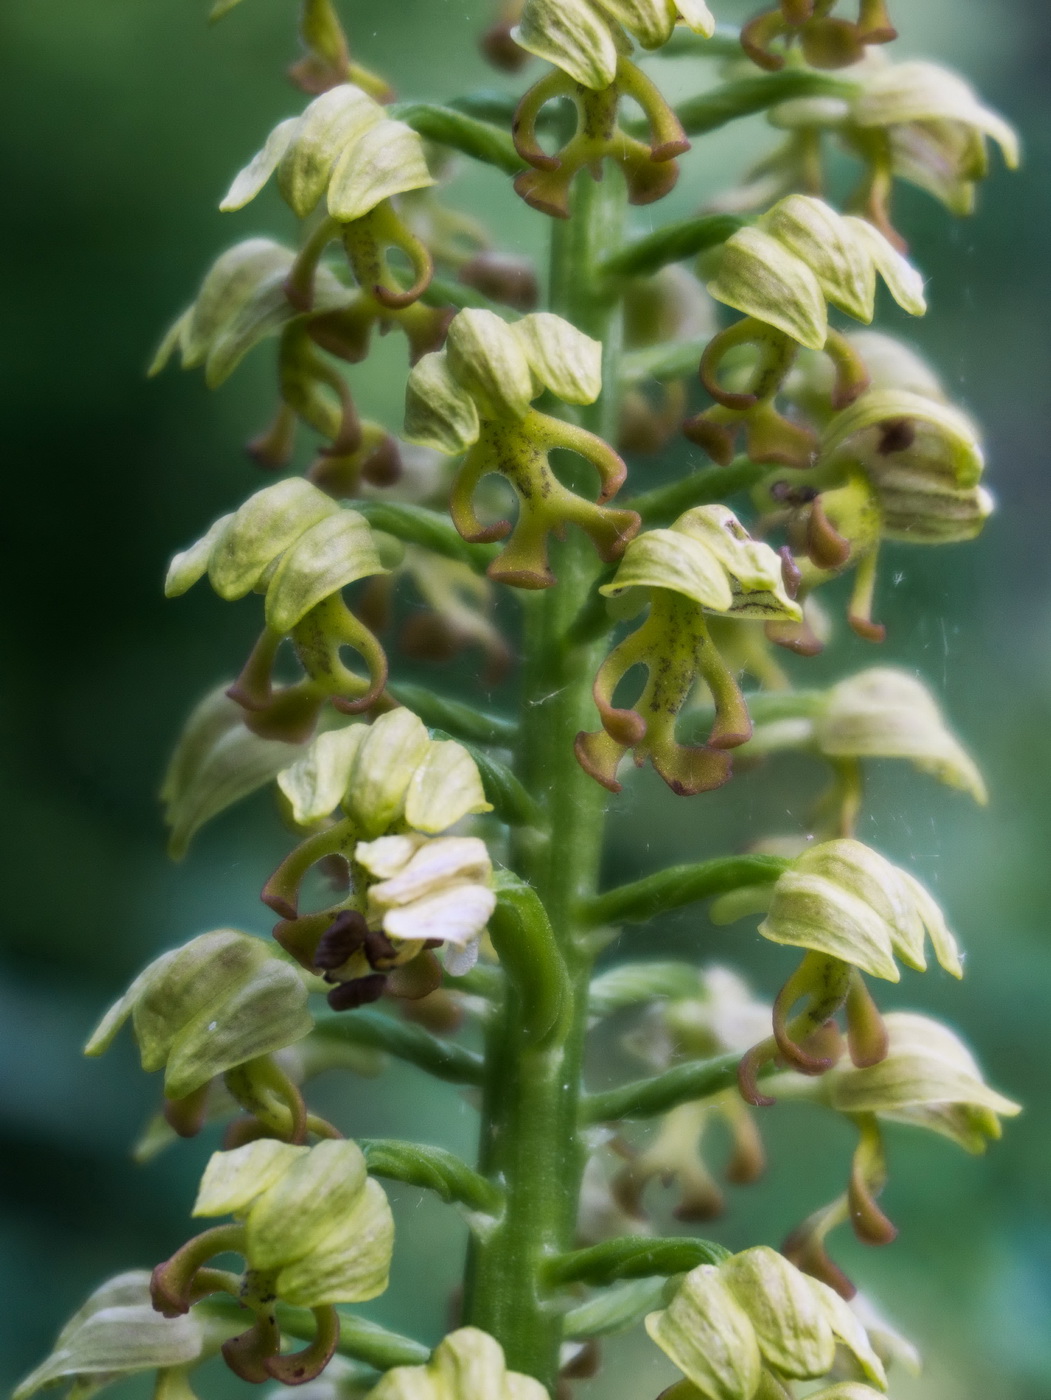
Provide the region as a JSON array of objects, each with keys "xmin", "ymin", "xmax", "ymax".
[{"xmin": 462, "ymin": 171, "xmax": 627, "ymax": 1391}]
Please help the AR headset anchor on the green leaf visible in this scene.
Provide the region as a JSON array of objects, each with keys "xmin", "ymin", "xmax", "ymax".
[
  {"xmin": 544, "ymin": 1237, "xmax": 729, "ymax": 1288},
  {"xmin": 577, "ymin": 855, "xmax": 790, "ymax": 928},
  {"xmin": 562, "ymin": 1277, "xmax": 667, "ymax": 1340},
  {"xmin": 580, "ymin": 1052, "xmax": 741, "ymax": 1124},
  {"xmin": 389, "ymin": 684, "xmax": 517, "ymax": 747},
  {"xmin": 600, "ymin": 216, "xmax": 746, "ymax": 280},
  {"xmin": 312, "ymin": 1010, "xmax": 485, "ymax": 1085},
  {"xmin": 489, "ymin": 872, "xmax": 570, "ymax": 1046},
  {"xmin": 390, "ymin": 102, "xmax": 526, "ymax": 175},
  {"xmin": 355, "ymin": 501, "xmax": 496, "ymax": 573},
  {"xmin": 361, "ymin": 1139, "xmax": 503, "ymax": 1214}
]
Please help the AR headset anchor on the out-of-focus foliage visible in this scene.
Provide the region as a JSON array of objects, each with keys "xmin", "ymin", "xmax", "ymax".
[{"xmin": 1, "ymin": 0, "xmax": 1048, "ymax": 1397}]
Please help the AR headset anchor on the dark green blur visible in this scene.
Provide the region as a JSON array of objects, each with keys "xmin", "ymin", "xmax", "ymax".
[{"xmin": 1, "ymin": 0, "xmax": 1048, "ymax": 1395}]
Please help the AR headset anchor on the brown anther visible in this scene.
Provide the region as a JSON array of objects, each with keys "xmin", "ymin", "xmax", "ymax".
[
  {"xmin": 313, "ymin": 910, "xmax": 370, "ymax": 971},
  {"xmin": 877, "ymin": 417, "xmax": 916, "ymax": 454},
  {"xmin": 327, "ymin": 973, "xmax": 388, "ymax": 1010}
]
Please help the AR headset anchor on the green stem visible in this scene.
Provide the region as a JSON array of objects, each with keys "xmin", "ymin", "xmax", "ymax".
[
  {"xmin": 625, "ymin": 458, "xmax": 769, "ymax": 523},
  {"xmin": 579, "ymin": 1052, "xmax": 741, "ymax": 1124},
  {"xmin": 461, "ymin": 169, "xmax": 627, "ymax": 1392},
  {"xmin": 312, "ymin": 1010, "xmax": 484, "ymax": 1085},
  {"xmin": 578, "ymin": 854, "xmax": 788, "ymax": 928}
]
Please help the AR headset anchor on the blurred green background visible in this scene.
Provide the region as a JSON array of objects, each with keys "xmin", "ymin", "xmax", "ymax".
[{"xmin": 2, "ymin": 0, "xmax": 1048, "ymax": 1395}]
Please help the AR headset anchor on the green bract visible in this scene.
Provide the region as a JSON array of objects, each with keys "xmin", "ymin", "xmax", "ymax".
[
  {"xmin": 84, "ymin": 930, "xmax": 313, "ymax": 1100},
  {"xmin": 367, "ymin": 1327, "xmax": 548, "ymax": 1400},
  {"xmin": 758, "ymin": 839, "xmax": 961, "ymax": 982},
  {"xmin": 13, "ymin": 1273, "xmax": 207, "ymax": 1400},
  {"xmin": 194, "ymin": 1138, "xmax": 394, "ymax": 1306}
]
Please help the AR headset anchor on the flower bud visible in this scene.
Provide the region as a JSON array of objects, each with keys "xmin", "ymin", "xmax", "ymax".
[
  {"xmin": 602, "ymin": 505, "xmax": 802, "ymax": 621},
  {"xmin": 719, "ymin": 1246, "xmax": 837, "ymax": 1379},
  {"xmin": 446, "ymin": 309, "xmax": 536, "ymax": 420},
  {"xmin": 761, "ymin": 195, "xmax": 877, "ymax": 324},
  {"xmin": 193, "ymin": 1138, "xmax": 394, "ymax": 1306},
  {"xmin": 827, "ymin": 1011, "xmax": 1020, "ymax": 1150},
  {"xmin": 759, "ymin": 839, "xmax": 962, "ymax": 982},
  {"xmin": 852, "ymin": 60, "xmax": 1019, "ymax": 215},
  {"xmin": 277, "ymin": 707, "xmax": 491, "ymax": 834},
  {"xmin": 149, "ymin": 238, "xmax": 350, "ymax": 389},
  {"xmin": 13, "ymin": 1272, "xmax": 206, "ymax": 1400},
  {"xmin": 367, "ymin": 1327, "xmax": 548, "ymax": 1400},
  {"xmin": 85, "ymin": 930, "xmax": 314, "ymax": 1101},
  {"xmin": 404, "ymin": 351, "xmax": 482, "ymax": 455},
  {"xmin": 221, "ymin": 85, "xmax": 435, "ymax": 222},
  {"xmin": 645, "ymin": 1265, "xmax": 762, "ymax": 1400},
  {"xmin": 512, "ymin": 312, "xmax": 603, "ymax": 404},
  {"xmin": 815, "ymin": 667, "xmax": 987, "ymax": 803}
]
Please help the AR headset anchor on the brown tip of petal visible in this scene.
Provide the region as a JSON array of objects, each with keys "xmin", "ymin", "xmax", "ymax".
[
  {"xmin": 738, "ymin": 1042, "xmax": 777, "ymax": 1108},
  {"xmin": 264, "ymin": 1306, "xmax": 340, "ymax": 1384},
  {"xmin": 223, "ymin": 1320, "xmax": 280, "ymax": 1384},
  {"xmin": 766, "ymin": 618, "xmax": 824, "ymax": 656},
  {"xmin": 849, "ymin": 1176, "xmax": 898, "ymax": 1246},
  {"xmin": 575, "ymin": 730, "xmax": 624, "ymax": 793},
  {"xmin": 783, "ymin": 1226, "xmax": 858, "ymax": 1300},
  {"xmin": 386, "ymin": 950, "xmax": 444, "ymax": 1001},
  {"xmin": 845, "ymin": 975, "xmax": 890, "ymax": 1068},
  {"xmin": 150, "ymin": 1261, "xmax": 191, "ymax": 1319},
  {"xmin": 781, "ymin": 0, "xmax": 816, "ymax": 22},
  {"xmin": 163, "ymin": 1085, "xmax": 209, "ymax": 1140},
  {"xmin": 807, "ymin": 498, "xmax": 852, "ymax": 570},
  {"xmin": 849, "ymin": 614, "xmax": 887, "ymax": 643},
  {"xmin": 741, "ymin": 12, "xmax": 787, "ymax": 70},
  {"xmin": 651, "ymin": 137, "xmax": 691, "ymax": 163},
  {"xmin": 362, "ymin": 436, "xmax": 404, "ymax": 487},
  {"xmin": 459, "ymin": 253, "xmax": 540, "ymax": 312},
  {"xmin": 683, "ymin": 414, "xmax": 736, "ymax": 465},
  {"xmin": 487, "ymin": 562, "xmax": 556, "ymax": 590},
  {"xmin": 652, "ymin": 743, "xmax": 734, "ymax": 797}
]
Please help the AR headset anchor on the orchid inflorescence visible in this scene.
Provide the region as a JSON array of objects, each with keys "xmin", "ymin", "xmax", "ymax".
[{"xmin": 19, "ymin": 2, "xmax": 1021, "ymax": 1400}]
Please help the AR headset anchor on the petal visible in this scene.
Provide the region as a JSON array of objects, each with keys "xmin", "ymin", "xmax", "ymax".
[
  {"xmin": 404, "ymin": 351, "xmax": 481, "ymax": 455},
  {"xmin": 600, "ymin": 528, "xmax": 734, "ymax": 612},
  {"xmin": 762, "ymin": 196, "xmax": 877, "ymax": 323},
  {"xmin": 511, "ymin": 313, "xmax": 603, "ymax": 406},
  {"xmin": 514, "ymin": 0, "xmax": 623, "ymax": 89},
  {"xmin": 405, "ymin": 740, "xmax": 493, "ymax": 834},
  {"xmin": 346, "ymin": 709, "xmax": 432, "ymax": 836},
  {"xmin": 207, "ymin": 478, "xmax": 341, "ymax": 602},
  {"xmin": 760, "ymin": 871, "xmax": 901, "ymax": 981},
  {"xmin": 446, "ymin": 309, "xmax": 536, "ymax": 421},
  {"xmin": 277, "ymin": 84, "xmax": 386, "ymax": 218},
  {"xmin": 708, "ymin": 227, "xmax": 828, "ymax": 350},
  {"xmin": 277, "ymin": 723, "xmax": 368, "ymax": 826},
  {"xmin": 328, "ymin": 119, "xmax": 435, "ymax": 222},
  {"xmin": 368, "ymin": 836, "xmax": 493, "ymax": 909},
  {"xmin": 382, "ymin": 883, "xmax": 496, "ymax": 946},
  {"xmin": 843, "ymin": 217, "xmax": 926, "ymax": 317},
  {"xmin": 193, "ymin": 1140, "xmax": 309, "ymax": 1218},
  {"xmin": 220, "ymin": 116, "xmax": 300, "ymax": 211},
  {"xmin": 275, "ymin": 1176, "xmax": 394, "ymax": 1306},
  {"xmin": 720, "ymin": 1247, "xmax": 836, "ymax": 1380},
  {"xmin": 645, "ymin": 1265, "xmax": 762, "ymax": 1400},
  {"xmin": 264, "ymin": 508, "xmax": 386, "ymax": 634},
  {"xmin": 247, "ymin": 1139, "xmax": 369, "ymax": 1269},
  {"xmin": 165, "ymin": 514, "xmax": 235, "ymax": 598}
]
